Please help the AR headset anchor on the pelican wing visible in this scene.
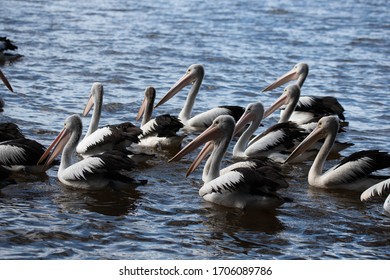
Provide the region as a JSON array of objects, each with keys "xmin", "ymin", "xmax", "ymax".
[
  {"xmin": 61, "ymin": 151, "xmax": 136, "ymax": 181},
  {"xmin": 199, "ymin": 170, "xmax": 244, "ymax": 197},
  {"xmin": 200, "ymin": 167, "xmax": 288, "ymax": 198},
  {"xmin": 140, "ymin": 114, "xmax": 183, "ymax": 138},
  {"xmin": 77, "ymin": 122, "xmax": 142, "ymax": 154},
  {"xmin": 329, "ymin": 150, "xmax": 390, "ymax": 184},
  {"xmin": 0, "ymin": 138, "xmax": 45, "ymax": 165},
  {"xmin": 297, "ymin": 96, "xmax": 345, "ymax": 120},
  {"xmin": 188, "ymin": 106, "xmax": 244, "ymax": 130},
  {"xmin": 361, "ymin": 179, "xmax": 390, "ymax": 201},
  {"xmin": 246, "ymin": 122, "xmax": 306, "ymax": 156}
]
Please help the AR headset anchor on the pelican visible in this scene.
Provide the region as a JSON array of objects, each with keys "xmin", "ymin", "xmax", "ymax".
[
  {"xmin": 361, "ymin": 179, "xmax": 390, "ymax": 213},
  {"xmin": 135, "ymin": 86, "xmax": 185, "ymax": 150},
  {"xmin": 0, "ymin": 69, "xmax": 14, "ymax": 110},
  {"xmin": 154, "ymin": 64, "xmax": 245, "ymax": 132},
  {"xmin": 262, "ymin": 63, "xmax": 346, "ymax": 124},
  {"xmin": 76, "ymin": 83, "xmax": 142, "ymax": 157},
  {"xmin": 284, "ymin": 116, "xmax": 390, "ymax": 191},
  {"xmin": 169, "ymin": 115, "xmax": 289, "ymax": 209},
  {"xmin": 38, "ymin": 114, "xmax": 147, "ymax": 190}
]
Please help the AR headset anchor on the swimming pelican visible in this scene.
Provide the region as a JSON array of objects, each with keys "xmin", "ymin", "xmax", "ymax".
[
  {"xmin": 154, "ymin": 64, "xmax": 245, "ymax": 132},
  {"xmin": 0, "ymin": 69, "xmax": 14, "ymax": 109},
  {"xmin": 262, "ymin": 63, "xmax": 346, "ymax": 124},
  {"xmin": 76, "ymin": 83, "xmax": 142, "ymax": 157},
  {"xmin": 38, "ymin": 114, "xmax": 147, "ymax": 190},
  {"xmin": 135, "ymin": 86, "xmax": 184, "ymax": 150},
  {"xmin": 361, "ymin": 179, "xmax": 390, "ymax": 213},
  {"xmin": 169, "ymin": 115, "xmax": 289, "ymax": 209},
  {"xmin": 284, "ymin": 116, "xmax": 390, "ymax": 191}
]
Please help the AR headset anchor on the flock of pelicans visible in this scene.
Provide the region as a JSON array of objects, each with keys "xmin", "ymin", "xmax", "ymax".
[{"xmin": 1, "ymin": 37, "xmax": 390, "ymax": 213}]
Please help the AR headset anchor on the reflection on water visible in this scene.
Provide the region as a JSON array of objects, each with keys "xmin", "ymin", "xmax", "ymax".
[{"xmin": 54, "ymin": 188, "xmax": 142, "ymax": 216}]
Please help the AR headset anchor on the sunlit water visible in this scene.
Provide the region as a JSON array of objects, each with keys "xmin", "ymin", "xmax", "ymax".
[{"xmin": 0, "ymin": 0, "xmax": 389, "ymax": 259}]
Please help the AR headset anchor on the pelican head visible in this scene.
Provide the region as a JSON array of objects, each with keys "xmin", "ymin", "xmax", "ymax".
[
  {"xmin": 38, "ymin": 114, "xmax": 82, "ymax": 169},
  {"xmin": 169, "ymin": 115, "xmax": 235, "ymax": 176},
  {"xmin": 234, "ymin": 102, "xmax": 264, "ymax": 134},
  {"xmin": 83, "ymin": 82, "xmax": 103, "ymax": 116},
  {"xmin": 263, "ymin": 84, "xmax": 301, "ymax": 121},
  {"xmin": 284, "ymin": 116, "xmax": 339, "ymax": 164},
  {"xmin": 154, "ymin": 64, "xmax": 205, "ymax": 108},
  {"xmin": 263, "ymin": 62, "xmax": 308, "ymax": 92},
  {"xmin": 136, "ymin": 86, "xmax": 156, "ymax": 122}
]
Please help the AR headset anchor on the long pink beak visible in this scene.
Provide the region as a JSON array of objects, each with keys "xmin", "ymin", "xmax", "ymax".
[
  {"xmin": 233, "ymin": 109, "xmax": 258, "ymax": 135},
  {"xmin": 0, "ymin": 70, "xmax": 14, "ymax": 92},
  {"xmin": 263, "ymin": 93, "xmax": 288, "ymax": 119},
  {"xmin": 169, "ymin": 123, "xmax": 223, "ymax": 176},
  {"xmin": 82, "ymin": 94, "xmax": 94, "ymax": 116},
  {"xmin": 136, "ymin": 95, "xmax": 148, "ymax": 121},
  {"xmin": 262, "ymin": 68, "xmax": 298, "ymax": 92},
  {"xmin": 37, "ymin": 128, "xmax": 70, "ymax": 169},
  {"xmin": 154, "ymin": 71, "xmax": 193, "ymax": 108},
  {"xmin": 283, "ymin": 125, "xmax": 324, "ymax": 164}
]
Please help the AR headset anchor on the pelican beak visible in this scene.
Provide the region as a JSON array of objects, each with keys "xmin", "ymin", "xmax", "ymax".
[
  {"xmin": 37, "ymin": 127, "xmax": 71, "ymax": 169},
  {"xmin": 262, "ymin": 68, "xmax": 299, "ymax": 92},
  {"xmin": 185, "ymin": 141, "xmax": 214, "ymax": 177},
  {"xmin": 154, "ymin": 70, "xmax": 194, "ymax": 108},
  {"xmin": 283, "ymin": 125, "xmax": 325, "ymax": 164},
  {"xmin": 233, "ymin": 110, "xmax": 257, "ymax": 136},
  {"xmin": 263, "ymin": 93, "xmax": 288, "ymax": 119},
  {"xmin": 0, "ymin": 70, "xmax": 14, "ymax": 92},
  {"xmin": 169, "ymin": 123, "xmax": 222, "ymax": 163},
  {"xmin": 82, "ymin": 93, "xmax": 94, "ymax": 116},
  {"xmin": 136, "ymin": 95, "xmax": 148, "ymax": 121}
]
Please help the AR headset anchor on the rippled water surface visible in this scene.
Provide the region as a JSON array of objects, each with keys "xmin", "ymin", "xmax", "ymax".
[{"xmin": 1, "ymin": 0, "xmax": 389, "ymax": 259}]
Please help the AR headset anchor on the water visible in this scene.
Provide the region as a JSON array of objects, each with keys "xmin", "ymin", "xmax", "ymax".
[{"xmin": 1, "ymin": 0, "xmax": 389, "ymax": 259}]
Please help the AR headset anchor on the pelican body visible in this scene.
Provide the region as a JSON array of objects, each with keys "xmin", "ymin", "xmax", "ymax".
[
  {"xmin": 155, "ymin": 64, "xmax": 244, "ymax": 132},
  {"xmin": 170, "ymin": 115, "xmax": 289, "ymax": 210},
  {"xmin": 39, "ymin": 114, "xmax": 147, "ymax": 190},
  {"xmin": 284, "ymin": 116, "xmax": 390, "ymax": 191}
]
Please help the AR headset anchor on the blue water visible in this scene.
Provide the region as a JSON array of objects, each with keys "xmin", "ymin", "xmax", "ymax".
[{"xmin": 0, "ymin": 0, "xmax": 389, "ymax": 259}]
